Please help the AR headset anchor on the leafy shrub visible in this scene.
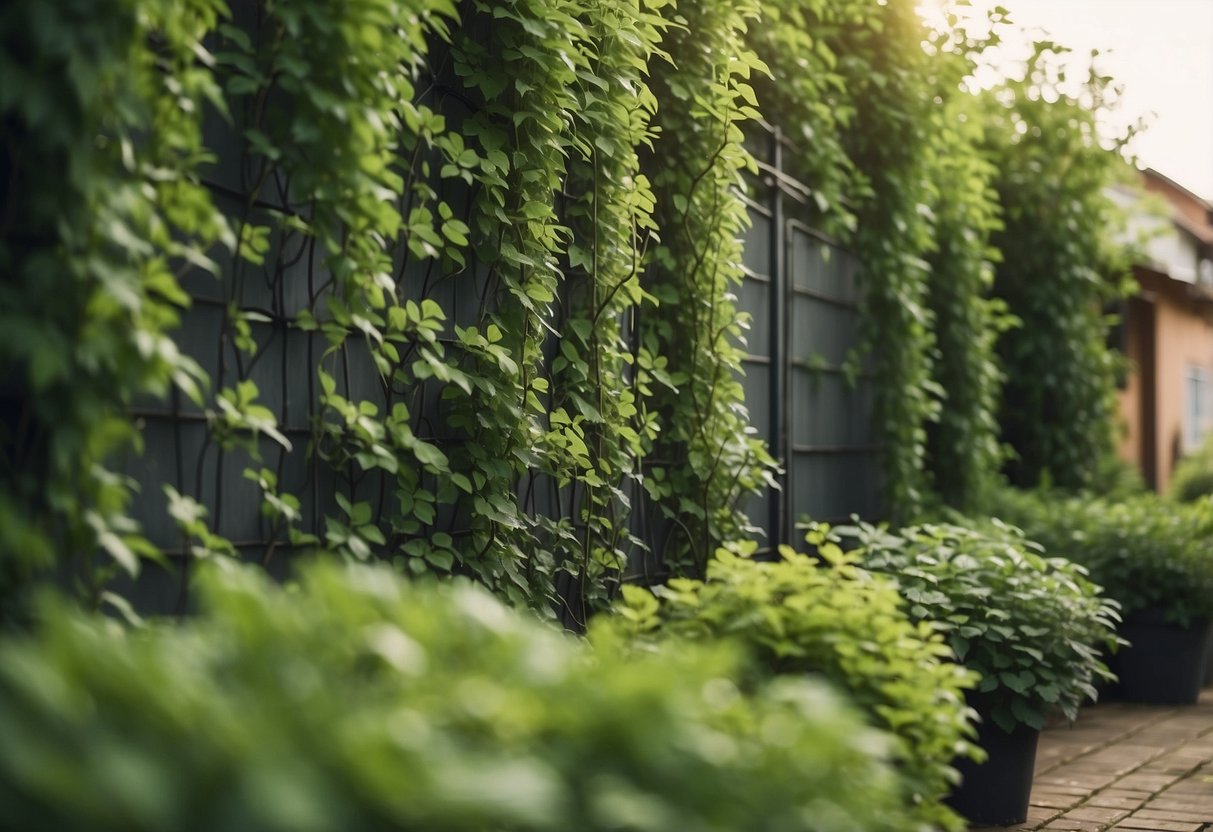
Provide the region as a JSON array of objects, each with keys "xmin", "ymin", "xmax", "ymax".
[
  {"xmin": 0, "ymin": 558, "xmax": 909, "ymax": 832},
  {"xmin": 994, "ymin": 488, "xmax": 1213, "ymax": 628},
  {"xmin": 1168, "ymin": 438, "xmax": 1213, "ymax": 503},
  {"xmin": 611, "ymin": 544, "xmax": 978, "ymax": 832},
  {"xmin": 844, "ymin": 521, "xmax": 1122, "ymax": 733},
  {"xmin": 1089, "ymin": 453, "xmax": 1148, "ymax": 501}
]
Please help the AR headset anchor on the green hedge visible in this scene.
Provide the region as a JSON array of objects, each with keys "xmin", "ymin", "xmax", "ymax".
[
  {"xmin": 610, "ymin": 544, "xmax": 978, "ymax": 832},
  {"xmin": 994, "ymin": 488, "xmax": 1213, "ymax": 627},
  {"xmin": 0, "ymin": 559, "xmax": 909, "ymax": 832},
  {"xmin": 1169, "ymin": 438, "xmax": 1213, "ymax": 503}
]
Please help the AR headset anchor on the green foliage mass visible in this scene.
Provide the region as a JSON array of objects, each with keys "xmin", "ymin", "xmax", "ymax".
[
  {"xmin": 993, "ymin": 487, "xmax": 1213, "ymax": 628},
  {"xmin": 846, "ymin": 520, "xmax": 1121, "ymax": 732},
  {"xmin": 433, "ymin": 0, "xmax": 671, "ymax": 617},
  {"xmin": 611, "ymin": 544, "xmax": 978, "ymax": 832},
  {"xmin": 746, "ymin": 0, "xmax": 1008, "ymax": 520},
  {"xmin": 0, "ymin": 0, "xmax": 231, "ymax": 620},
  {"xmin": 0, "ymin": 558, "xmax": 908, "ymax": 832},
  {"xmin": 208, "ymin": 0, "xmax": 459, "ymax": 577},
  {"xmin": 1168, "ymin": 438, "xmax": 1213, "ymax": 503},
  {"xmin": 922, "ymin": 96, "xmax": 1009, "ymax": 514},
  {"xmin": 980, "ymin": 43, "xmax": 1136, "ymax": 490},
  {"xmin": 639, "ymin": 0, "xmax": 776, "ymax": 576},
  {"xmin": 745, "ymin": 0, "xmax": 866, "ymax": 238},
  {"xmin": 1, "ymin": 0, "xmax": 779, "ymax": 621},
  {"xmin": 827, "ymin": 2, "xmax": 944, "ymax": 519},
  {"xmin": 2, "ymin": 0, "xmax": 1141, "ymax": 621}
]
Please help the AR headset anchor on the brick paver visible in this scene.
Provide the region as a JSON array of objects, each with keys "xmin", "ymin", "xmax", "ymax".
[{"xmin": 972, "ymin": 689, "xmax": 1213, "ymax": 832}]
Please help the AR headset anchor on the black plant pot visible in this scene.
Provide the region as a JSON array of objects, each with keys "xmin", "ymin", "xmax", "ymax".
[
  {"xmin": 947, "ymin": 713, "xmax": 1040, "ymax": 827},
  {"xmin": 1204, "ymin": 627, "xmax": 1213, "ymax": 686},
  {"xmin": 1108, "ymin": 611, "xmax": 1212, "ymax": 705}
]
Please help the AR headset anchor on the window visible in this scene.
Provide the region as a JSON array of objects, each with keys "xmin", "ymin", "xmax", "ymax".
[{"xmin": 1185, "ymin": 365, "xmax": 1208, "ymax": 451}]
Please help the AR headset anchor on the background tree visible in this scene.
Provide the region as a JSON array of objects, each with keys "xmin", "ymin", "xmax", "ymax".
[{"xmin": 980, "ymin": 43, "xmax": 1136, "ymax": 490}]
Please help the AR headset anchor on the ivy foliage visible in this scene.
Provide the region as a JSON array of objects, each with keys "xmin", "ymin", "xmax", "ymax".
[
  {"xmin": 922, "ymin": 94, "xmax": 1009, "ymax": 513},
  {"xmin": 980, "ymin": 43, "xmax": 1136, "ymax": 490},
  {"xmin": 744, "ymin": 0, "xmax": 867, "ymax": 238},
  {"xmin": 0, "ymin": 0, "xmax": 231, "ymax": 620},
  {"xmin": 745, "ymin": 0, "xmax": 1009, "ymax": 520},
  {"xmin": 2, "ymin": 0, "xmax": 1141, "ymax": 620},
  {"xmin": 2, "ymin": 0, "xmax": 780, "ymax": 623},
  {"xmin": 638, "ymin": 0, "xmax": 776, "ymax": 576},
  {"xmin": 198, "ymin": 0, "xmax": 461, "ymax": 585},
  {"xmin": 826, "ymin": 2, "xmax": 945, "ymax": 520}
]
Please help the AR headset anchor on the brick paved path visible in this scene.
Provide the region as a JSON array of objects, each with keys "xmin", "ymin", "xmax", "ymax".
[{"xmin": 973, "ymin": 690, "xmax": 1213, "ymax": 831}]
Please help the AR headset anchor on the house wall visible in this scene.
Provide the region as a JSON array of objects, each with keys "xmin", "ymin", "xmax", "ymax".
[
  {"xmin": 1118, "ymin": 270, "xmax": 1213, "ymax": 492},
  {"xmin": 1154, "ymin": 283, "xmax": 1213, "ymax": 490},
  {"xmin": 1115, "ymin": 296, "xmax": 1148, "ymax": 481}
]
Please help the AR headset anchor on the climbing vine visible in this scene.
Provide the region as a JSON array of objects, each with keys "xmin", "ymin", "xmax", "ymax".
[
  {"xmin": 919, "ymin": 12, "xmax": 1011, "ymax": 515},
  {"xmin": 748, "ymin": 0, "xmax": 987, "ymax": 521},
  {"xmin": 745, "ymin": 0, "xmax": 868, "ymax": 238},
  {"xmin": 922, "ymin": 95, "xmax": 1009, "ymax": 513},
  {"xmin": 2, "ymin": 0, "xmax": 770, "ymax": 621},
  {"xmin": 639, "ymin": 0, "xmax": 776, "ymax": 577},
  {"xmin": 546, "ymin": 2, "xmax": 667, "ymax": 613},
  {"xmin": 203, "ymin": 0, "xmax": 458, "ymax": 603},
  {"xmin": 980, "ymin": 42, "xmax": 1136, "ymax": 490},
  {"xmin": 830, "ymin": 0, "xmax": 943, "ymax": 521},
  {"xmin": 207, "ymin": 0, "xmax": 671, "ymax": 622},
  {"xmin": 444, "ymin": 0, "xmax": 669, "ymax": 620},
  {"xmin": 0, "ymin": 0, "xmax": 230, "ymax": 621},
  {"xmin": 2, "ymin": 0, "xmax": 1138, "ymax": 620}
]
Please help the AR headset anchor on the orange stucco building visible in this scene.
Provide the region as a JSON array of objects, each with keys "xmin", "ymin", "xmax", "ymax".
[{"xmin": 1116, "ymin": 170, "xmax": 1213, "ymax": 491}]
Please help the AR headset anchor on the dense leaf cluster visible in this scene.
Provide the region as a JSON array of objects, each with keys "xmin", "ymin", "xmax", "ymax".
[
  {"xmin": 1168, "ymin": 436, "xmax": 1213, "ymax": 503},
  {"xmin": 980, "ymin": 44, "xmax": 1136, "ymax": 489},
  {"xmin": 1, "ymin": 0, "xmax": 777, "ymax": 621},
  {"xmin": 748, "ymin": 6, "xmax": 1139, "ymax": 515},
  {"xmin": 0, "ymin": 0, "xmax": 230, "ymax": 620},
  {"xmin": 611, "ymin": 542, "xmax": 979, "ymax": 832},
  {"xmin": 744, "ymin": 1, "xmax": 1014, "ymax": 519},
  {"xmin": 1, "ymin": 0, "xmax": 1138, "ymax": 620},
  {"xmin": 994, "ymin": 487, "xmax": 1213, "ymax": 628},
  {"xmin": 0, "ymin": 559, "xmax": 910, "ymax": 831},
  {"xmin": 846, "ymin": 520, "xmax": 1122, "ymax": 732},
  {"xmin": 923, "ymin": 98, "xmax": 1010, "ymax": 512},
  {"xmin": 639, "ymin": 0, "xmax": 775, "ymax": 576}
]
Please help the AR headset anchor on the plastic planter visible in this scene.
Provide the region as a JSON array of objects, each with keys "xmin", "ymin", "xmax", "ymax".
[
  {"xmin": 947, "ymin": 710, "xmax": 1039, "ymax": 826},
  {"xmin": 1109, "ymin": 611, "xmax": 1212, "ymax": 704},
  {"xmin": 1204, "ymin": 627, "xmax": 1213, "ymax": 686}
]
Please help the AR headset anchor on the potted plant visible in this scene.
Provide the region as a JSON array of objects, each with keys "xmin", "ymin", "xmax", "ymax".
[
  {"xmin": 996, "ymin": 490, "xmax": 1213, "ymax": 703},
  {"xmin": 609, "ymin": 541, "xmax": 980, "ymax": 832},
  {"xmin": 840, "ymin": 520, "xmax": 1123, "ymax": 827}
]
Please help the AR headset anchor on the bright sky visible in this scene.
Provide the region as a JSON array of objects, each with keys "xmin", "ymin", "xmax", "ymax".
[{"xmin": 940, "ymin": 0, "xmax": 1213, "ymax": 201}]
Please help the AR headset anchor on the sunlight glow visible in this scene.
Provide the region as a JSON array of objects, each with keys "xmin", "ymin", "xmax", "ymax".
[{"xmin": 929, "ymin": 0, "xmax": 1213, "ymax": 199}]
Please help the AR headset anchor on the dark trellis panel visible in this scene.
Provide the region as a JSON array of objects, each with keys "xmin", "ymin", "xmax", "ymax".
[
  {"xmin": 118, "ymin": 12, "xmax": 646, "ymax": 617},
  {"xmin": 120, "ymin": 23, "xmax": 482, "ymax": 612},
  {"xmin": 740, "ymin": 124, "xmax": 882, "ymax": 554},
  {"xmin": 119, "ymin": 73, "xmax": 880, "ymax": 612}
]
